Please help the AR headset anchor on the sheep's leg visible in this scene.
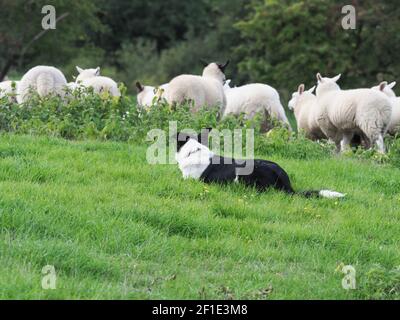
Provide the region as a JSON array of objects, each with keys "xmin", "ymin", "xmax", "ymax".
[
  {"xmin": 317, "ymin": 115, "xmax": 340, "ymax": 151},
  {"xmin": 332, "ymin": 139, "xmax": 341, "ymax": 153},
  {"xmin": 340, "ymin": 132, "xmax": 354, "ymax": 153},
  {"xmin": 352, "ymin": 132, "xmax": 371, "ymax": 150},
  {"xmin": 366, "ymin": 131, "xmax": 385, "ymax": 154},
  {"xmin": 375, "ymin": 134, "xmax": 385, "ymax": 154},
  {"xmin": 364, "ymin": 127, "xmax": 385, "ymax": 153}
]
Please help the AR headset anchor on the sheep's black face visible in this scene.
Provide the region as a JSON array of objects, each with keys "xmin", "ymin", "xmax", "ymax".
[
  {"xmin": 217, "ymin": 60, "xmax": 230, "ymax": 73},
  {"xmin": 135, "ymin": 81, "xmax": 144, "ymax": 93}
]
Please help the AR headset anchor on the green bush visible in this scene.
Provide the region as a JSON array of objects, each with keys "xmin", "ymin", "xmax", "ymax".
[{"xmin": 1, "ymin": 89, "xmax": 400, "ymax": 165}]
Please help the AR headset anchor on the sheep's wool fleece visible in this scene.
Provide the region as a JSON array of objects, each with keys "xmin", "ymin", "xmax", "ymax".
[
  {"xmin": 137, "ymin": 84, "xmax": 168, "ymax": 108},
  {"xmin": 292, "ymin": 92, "xmax": 325, "ymax": 140},
  {"xmin": 387, "ymin": 97, "xmax": 400, "ymax": 134},
  {"xmin": 81, "ymin": 76, "xmax": 120, "ymax": 97},
  {"xmin": 166, "ymin": 63, "xmax": 226, "ymax": 112},
  {"xmin": 223, "ymin": 83, "xmax": 290, "ymax": 127},
  {"xmin": 317, "ymin": 89, "xmax": 392, "ymax": 132},
  {"xmin": 17, "ymin": 66, "xmax": 67, "ymax": 103}
]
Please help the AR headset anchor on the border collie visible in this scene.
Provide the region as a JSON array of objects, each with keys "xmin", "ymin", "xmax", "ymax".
[{"xmin": 175, "ymin": 129, "xmax": 345, "ymax": 199}]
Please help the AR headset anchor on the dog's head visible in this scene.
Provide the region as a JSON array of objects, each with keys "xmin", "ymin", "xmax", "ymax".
[{"xmin": 176, "ymin": 128, "xmax": 213, "ymax": 152}]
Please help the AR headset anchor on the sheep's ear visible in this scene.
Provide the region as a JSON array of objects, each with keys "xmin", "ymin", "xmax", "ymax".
[
  {"xmin": 316, "ymin": 73, "xmax": 323, "ymax": 83},
  {"xmin": 388, "ymin": 81, "xmax": 397, "ymax": 89},
  {"xmin": 200, "ymin": 59, "xmax": 209, "ymax": 67},
  {"xmin": 379, "ymin": 81, "xmax": 388, "ymax": 91},
  {"xmin": 76, "ymin": 66, "xmax": 83, "ymax": 74},
  {"xmin": 95, "ymin": 67, "xmax": 101, "ymax": 76},
  {"xmin": 218, "ymin": 60, "xmax": 230, "ymax": 73},
  {"xmin": 332, "ymin": 74, "xmax": 341, "ymax": 82},
  {"xmin": 308, "ymin": 86, "xmax": 316, "ymax": 94},
  {"xmin": 135, "ymin": 81, "xmax": 144, "ymax": 93},
  {"xmin": 298, "ymin": 84, "xmax": 305, "ymax": 95}
]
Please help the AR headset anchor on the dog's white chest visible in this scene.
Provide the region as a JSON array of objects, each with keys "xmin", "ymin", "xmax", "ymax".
[{"xmin": 180, "ymin": 162, "xmax": 209, "ymax": 179}]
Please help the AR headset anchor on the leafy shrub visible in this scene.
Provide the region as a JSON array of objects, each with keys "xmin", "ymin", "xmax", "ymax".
[
  {"xmin": 1, "ymin": 89, "xmax": 400, "ymax": 164},
  {"xmin": 255, "ymin": 128, "xmax": 334, "ymax": 160}
]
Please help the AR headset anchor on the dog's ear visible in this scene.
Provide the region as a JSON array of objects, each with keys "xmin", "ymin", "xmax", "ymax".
[
  {"xmin": 176, "ymin": 132, "xmax": 193, "ymax": 152},
  {"xmin": 197, "ymin": 128, "xmax": 213, "ymax": 146}
]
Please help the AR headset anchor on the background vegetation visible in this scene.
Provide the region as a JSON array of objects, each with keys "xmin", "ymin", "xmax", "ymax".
[{"xmin": 2, "ymin": 0, "xmax": 400, "ymax": 98}]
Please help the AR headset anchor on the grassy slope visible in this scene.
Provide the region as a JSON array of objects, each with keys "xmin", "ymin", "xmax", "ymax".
[{"xmin": 0, "ymin": 133, "xmax": 399, "ymax": 299}]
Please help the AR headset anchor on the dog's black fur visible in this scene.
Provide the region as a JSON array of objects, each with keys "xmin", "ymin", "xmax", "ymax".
[{"xmin": 200, "ymin": 155, "xmax": 298, "ymax": 194}]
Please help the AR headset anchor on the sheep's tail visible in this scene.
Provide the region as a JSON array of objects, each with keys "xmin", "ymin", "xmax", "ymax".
[
  {"xmin": 101, "ymin": 84, "xmax": 121, "ymax": 97},
  {"xmin": 266, "ymin": 96, "xmax": 293, "ymax": 132},
  {"xmin": 111, "ymin": 85, "xmax": 121, "ymax": 97},
  {"xmin": 36, "ymin": 72, "xmax": 54, "ymax": 97},
  {"xmin": 296, "ymin": 190, "xmax": 346, "ymax": 199}
]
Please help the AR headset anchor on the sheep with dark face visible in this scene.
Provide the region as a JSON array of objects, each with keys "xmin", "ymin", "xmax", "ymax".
[{"xmin": 165, "ymin": 61, "xmax": 229, "ymax": 113}]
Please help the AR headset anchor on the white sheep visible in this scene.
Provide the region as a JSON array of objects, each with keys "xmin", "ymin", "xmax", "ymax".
[
  {"xmin": 316, "ymin": 73, "xmax": 392, "ymax": 153},
  {"xmin": 67, "ymin": 82, "xmax": 78, "ymax": 91},
  {"xmin": 288, "ymin": 84, "xmax": 325, "ymax": 139},
  {"xmin": 372, "ymin": 81, "xmax": 400, "ymax": 135},
  {"xmin": 223, "ymin": 80, "xmax": 292, "ymax": 131},
  {"xmin": 17, "ymin": 66, "xmax": 67, "ymax": 103},
  {"xmin": 165, "ymin": 61, "xmax": 229, "ymax": 112},
  {"xmin": 136, "ymin": 82, "xmax": 169, "ymax": 108},
  {"xmin": 0, "ymin": 80, "xmax": 19, "ymax": 102},
  {"xmin": 75, "ymin": 66, "xmax": 121, "ymax": 97},
  {"xmin": 75, "ymin": 66, "xmax": 100, "ymax": 82}
]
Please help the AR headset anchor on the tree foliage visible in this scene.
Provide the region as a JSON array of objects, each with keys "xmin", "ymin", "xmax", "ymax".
[
  {"xmin": 0, "ymin": 0, "xmax": 103, "ymax": 80},
  {"xmin": 236, "ymin": 0, "xmax": 400, "ymax": 96},
  {"xmin": 1, "ymin": 0, "xmax": 399, "ymax": 95}
]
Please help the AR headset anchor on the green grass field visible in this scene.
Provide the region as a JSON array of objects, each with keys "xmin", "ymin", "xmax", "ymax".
[{"xmin": 0, "ymin": 133, "xmax": 399, "ymax": 299}]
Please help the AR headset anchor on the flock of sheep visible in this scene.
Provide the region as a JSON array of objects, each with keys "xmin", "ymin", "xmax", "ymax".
[
  {"xmin": 0, "ymin": 65, "xmax": 120, "ymax": 104},
  {"xmin": 0, "ymin": 61, "xmax": 399, "ymax": 154},
  {"xmin": 137, "ymin": 61, "xmax": 398, "ymax": 154}
]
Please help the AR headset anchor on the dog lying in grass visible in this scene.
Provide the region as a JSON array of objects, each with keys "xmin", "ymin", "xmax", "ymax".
[{"xmin": 175, "ymin": 129, "xmax": 345, "ymax": 199}]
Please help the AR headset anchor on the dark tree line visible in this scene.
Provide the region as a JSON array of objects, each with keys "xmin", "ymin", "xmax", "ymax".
[{"xmin": 1, "ymin": 0, "xmax": 399, "ymax": 97}]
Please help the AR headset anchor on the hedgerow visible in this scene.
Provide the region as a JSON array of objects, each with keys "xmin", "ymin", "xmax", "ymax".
[{"xmin": 1, "ymin": 89, "xmax": 400, "ymax": 166}]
